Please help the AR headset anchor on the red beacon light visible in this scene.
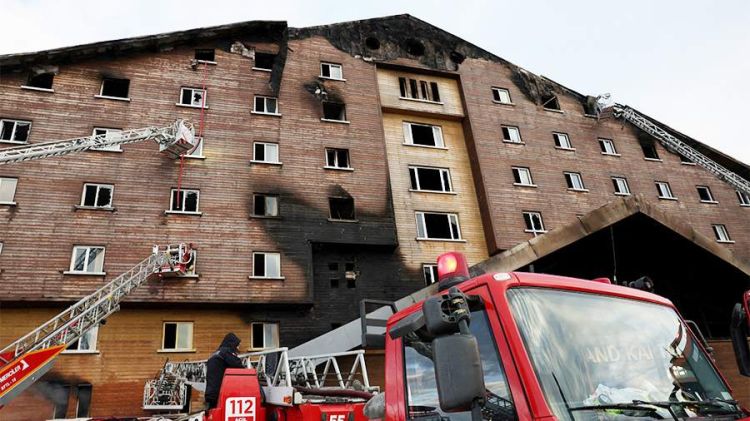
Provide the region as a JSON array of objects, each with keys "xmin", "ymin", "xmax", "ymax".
[{"xmin": 436, "ymin": 252, "xmax": 470, "ymax": 291}]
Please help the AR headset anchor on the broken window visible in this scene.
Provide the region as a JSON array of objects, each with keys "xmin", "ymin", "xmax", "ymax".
[
  {"xmin": 254, "ymin": 52, "xmax": 276, "ymax": 71},
  {"xmin": 403, "ymin": 122, "xmax": 444, "ymax": 147},
  {"xmin": 325, "ymin": 148, "xmax": 350, "ymax": 169},
  {"xmin": 69, "ymin": 246, "xmax": 105, "ymax": 273},
  {"xmin": 252, "ymin": 252, "xmax": 281, "ymax": 278},
  {"xmin": 492, "ymin": 87, "xmax": 512, "ymax": 104},
  {"xmin": 64, "ymin": 327, "xmax": 98, "ymax": 353},
  {"xmin": 99, "ymin": 77, "xmax": 130, "ymax": 99},
  {"xmin": 738, "ymin": 190, "xmax": 750, "ymax": 206},
  {"xmin": 76, "ymin": 384, "xmax": 93, "ymax": 417},
  {"xmin": 322, "ymin": 102, "xmax": 347, "ymax": 121},
  {"xmin": 250, "ymin": 322, "xmax": 279, "ymax": 349},
  {"xmin": 92, "ymin": 127, "xmax": 123, "ymax": 152},
  {"xmin": 553, "ymin": 132, "xmax": 573, "ymax": 149},
  {"xmin": 612, "ymin": 177, "xmax": 630, "ymax": 195},
  {"xmin": 511, "ymin": 167, "xmax": 534, "ymax": 186},
  {"xmin": 398, "ymin": 77, "xmax": 440, "ymax": 102},
  {"xmin": 0, "ymin": 177, "xmax": 18, "ymax": 204},
  {"xmin": 423, "ymin": 264, "xmax": 438, "ymax": 285},
  {"xmin": 712, "ymin": 224, "xmax": 732, "ymax": 243},
  {"xmin": 81, "ymin": 183, "xmax": 113, "ymax": 208},
  {"xmin": 599, "ymin": 138, "xmax": 618, "ymax": 155},
  {"xmin": 655, "ymin": 181, "xmax": 676, "ymax": 199},
  {"xmin": 564, "ymin": 172, "xmax": 586, "ymax": 191},
  {"xmin": 523, "ymin": 211, "xmax": 546, "ymax": 235},
  {"xmin": 501, "ymin": 125, "xmax": 522, "ymax": 143},
  {"xmin": 179, "ymin": 87, "xmax": 207, "ymax": 108},
  {"xmin": 329, "ymin": 197, "xmax": 356, "ymax": 221},
  {"xmin": 162, "ymin": 322, "xmax": 193, "ymax": 350},
  {"xmin": 409, "ymin": 166, "xmax": 452, "ymax": 192},
  {"xmin": 0, "ymin": 119, "xmax": 31, "ymax": 143},
  {"xmin": 52, "ymin": 385, "xmax": 71, "ymax": 418},
  {"xmin": 641, "ymin": 142, "xmax": 660, "ymax": 160},
  {"xmin": 680, "ymin": 155, "xmax": 695, "ymax": 165},
  {"xmin": 254, "ymin": 96, "xmax": 278, "ymax": 114},
  {"xmin": 25, "ymin": 72, "xmax": 54, "ymax": 90},
  {"xmin": 170, "ymin": 188, "xmax": 200, "ymax": 213},
  {"xmin": 186, "ymin": 136, "xmax": 204, "ymax": 158},
  {"xmin": 253, "ymin": 142, "xmax": 279, "ymax": 163},
  {"xmin": 697, "ymin": 186, "xmax": 716, "ymax": 203},
  {"xmin": 320, "ymin": 62, "xmax": 344, "ymax": 80},
  {"xmin": 541, "ymin": 94, "xmax": 560, "ymax": 110},
  {"xmin": 194, "ymin": 49, "xmax": 215, "ymax": 62},
  {"xmin": 253, "ymin": 194, "xmax": 279, "ymax": 217},
  {"xmin": 415, "ymin": 212, "xmax": 461, "ymax": 240}
]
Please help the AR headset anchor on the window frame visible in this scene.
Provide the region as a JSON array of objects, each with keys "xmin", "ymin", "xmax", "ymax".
[
  {"xmin": 523, "ymin": 211, "xmax": 547, "ymax": 235},
  {"xmin": 253, "ymin": 52, "xmax": 276, "ymax": 71},
  {"xmin": 501, "ymin": 125, "xmax": 523, "ymax": 144},
  {"xmin": 511, "ymin": 166, "xmax": 536, "ymax": 187},
  {"xmin": 177, "ymin": 87, "xmax": 208, "ymax": 109},
  {"xmin": 422, "ymin": 264, "xmax": 438, "ymax": 285},
  {"xmin": 22, "ymin": 72, "xmax": 55, "ymax": 92},
  {"xmin": 328, "ymin": 197, "xmax": 357, "ymax": 222},
  {"xmin": 655, "ymin": 181, "xmax": 677, "ymax": 200},
  {"xmin": 612, "ymin": 176, "xmax": 631, "ymax": 196},
  {"xmin": 185, "ymin": 136, "xmax": 205, "ymax": 159},
  {"xmin": 563, "ymin": 171, "xmax": 587, "ymax": 191},
  {"xmin": 696, "ymin": 186, "xmax": 717, "ymax": 203},
  {"xmin": 409, "ymin": 166, "xmax": 454, "ymax": 193},
  {"xmin": 324, "ymin": 148, "xmax": 352, "ymax": 170},
  {"xmin": 80, "ymin": 183, "xmax": 114, "ymax": 208},
  {"xmin": 598, "ymin": 138, "xmax": 619, "ymax": 156},
  {"xmin": 491, "ymin": 87, "xmax": 513, "ymax": 104},
  {"xmin": 67, "ymin": 246, "xmax": 106, "ymax": 275},
  {"xmin": 403, "ymin": 122, "xmax": 445, "ymax": 149},
  {"xmin": 91, "ymin": 127, "xmax": 123, "ymax": 152},
  {"xmin": 712, "ymin": 224, "xmax": 733, "ymax": 243},
  {"xmin": 398, "ymin": 77, "xmax": 441, "ymax": 104},
  {"xmin": 738, "ymin": 190, "xmax": 750, "ymax": 206},
  {"xmin": 0, "ymin": 177, "xmax": 18, "ymax": 205},
  {"xmin": 415, "ymin": 211, "xmax": 463, "ymax": 241},
  {"xmin": 0, "ymin": 119, "xmax": 32, "ymax": 144},
  {"xmin": 62, "ymin": 326, "xmax": 99, "ymax": 354},
  {"xmin": 321, "ymin": 101, "xmax": 349, "ymax": 123},
  {"xmin": 320, "ymin": 62, "xmax": 345, "ymax": 81},
  {"xmin": 251, "ymin": 252, "xmax": 283, "ymax": 279},
  {"xmin": 252, "ymin": 95, "xmax": 280, "ymax": 116},
  {"xmin": 168, "ymin": 188, "xmax": 201, "ymax": 214},
  {"xmin": 641, "ymin": 143, "xmax": 661, "ymax": 161},
  {"xmin": 194, "ymin": 48, "xmax": 216, "ymax": 64},
  {"xmin": 160, "ymin": 321, "xmax": 194, "ymax": 352},
  {"xmin": 252, "ymin": 141, "xmax": 281, "ymax": 165},
  {"xmin": 250, "ymin": 322, "xmax": 280, "ymax": 350},
  {"xmin": 252, "ymin": 193, "xmax": 279, "ymax": 218},
  {"xmin": 96, "ymin": 77, "xmax": 130, "ymax": 101},
  {"xmin": 552, "ymin": 132, "xmax": 574, "ymax": 150}
]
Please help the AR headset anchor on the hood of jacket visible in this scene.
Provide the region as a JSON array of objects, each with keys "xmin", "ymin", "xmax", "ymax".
[{"xmin": 220, "ymin": 332, "xmax": 241, "ymax": 349}]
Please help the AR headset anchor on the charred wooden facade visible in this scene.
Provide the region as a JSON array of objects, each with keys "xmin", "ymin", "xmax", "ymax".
[{"xmin": 1, "ymin": 14, "xmax": 749, "ymax": 419}]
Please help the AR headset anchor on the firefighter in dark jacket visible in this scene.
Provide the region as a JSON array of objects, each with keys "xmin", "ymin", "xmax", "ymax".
[{"xmin": 205, "ymin": 332, "xmax": 245, "ymax": 409}]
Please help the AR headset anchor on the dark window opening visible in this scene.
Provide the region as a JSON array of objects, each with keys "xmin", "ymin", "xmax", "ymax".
[
  {"xmin": 328, "ymin": 262, "xmax": 339, "ymax": 271},
  {"xmin": 171, "ymin": 190, "xmax": 199, "ymax": 212},
  {"xmin": 27, "ymin": 72, "xmax": 54, "ymax": 89},
  {"xmin": 345, "ymin": 263, "xmax": 355, "ymax": 272},
  {"xmin": 253, "ymin": 194, "xmax": 278, "ymax": 217},
  {"xmin": 330, "ymin": 278, "xmax": 339, "ymax": 288},
  {"xmin": 163, "ymin": 323, "xmax": 177, "ymax": 349},
  {"xmin": 680, "ymin": 155, "xmax": 694, "ymax": 164},
  {"xmin": 254, "ymin": 254, "xmax": 266, "ymax": 277},
  {"xmin": 100, "ymin": 78, "xmax": 130, "ymax": 98},
  {"xmin": 76, "ymin": 384, "xmax": 92, "ymax": 417},
  {"xmin": 325, "ymin": 148, "xmax": 350, "ymax": 168},
  {"xmin": 409, "ymin": 79, "xmax": 419, "ymax": 98},
  {"xmin": 347, "ymin": 278, "xmax": 356, "ymax": 289},
  {"xmin": 410, "ymin": 167, "xmax": 449, "ymax": 192},
  {"xmin": 194, "ymin": 49, "xmax": 215, "ymax": 62},
  {"xmin": 254, "ymin": 52, "xmax": 276, "ymax": 70},
  {"xmin": 697, "ymin": 186, "xmax": 714, "ymax": 202},
  {"xmin": 641, "ymin": 142, "xmax": 660, "ymax": 159},
  {"xmin": 365, "ymin": 37, "xmax": 380, "ymax": 50},
  {"xmin": 329, "ymin": 197, "xmax": 356, "ymax": 221},
  {"xmin": 405, "ymin": 39, "xmax": 425, "ymax": 56},
  {"xmin": 411, "ymin": 124, "xmax": 437, "ymax": 146},
  {"xmin": 430, "ymin": 82, "xmax": 440, "ymax": 102},
  {"xmin": 399, "ymin": 77, "xmax": 407, "ymax": 97},
  {"xmin": 254, "ymin": 143, "xmax": 265, "ymax": 161},
  {"xmin": 541, "ymin": 94, "xmax": 560, "ymax": 110},
  {"xmin": 322, "ymin": 102, "xmax": 347, "ymax": 121},
  {"xmin": 251, "ymin": 323, "xmax": 264, "ymax": 349},
  {"xmin": 424, "ymin": 213, "xmax": 452, "ymax": 239},
  {"xmin": 52, "ymin": 384, "xmax": 72, "ymax": 418}
]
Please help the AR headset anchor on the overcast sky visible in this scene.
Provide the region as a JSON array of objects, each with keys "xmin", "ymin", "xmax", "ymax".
[{"xmin": 2, "ymin": 0, "xmax": 748, "ymax": 164}]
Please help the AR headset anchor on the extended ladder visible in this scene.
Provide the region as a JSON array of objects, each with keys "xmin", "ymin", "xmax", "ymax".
[
  {"xmin": 0, "ymin": 119, "xmax": 195, "ymax": 165},
  {"xmin": 611, "ymin": 105, "xmax": 750, "ymax": 195}
]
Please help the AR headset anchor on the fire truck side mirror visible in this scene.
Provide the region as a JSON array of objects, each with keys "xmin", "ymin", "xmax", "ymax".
[
  {"xmin": 730, "ymin": 291, "xmax": 750, "ymax": 377},
  {"xmin": 433, "ymin": 334, "xmax": 485, "ymax": 412}
]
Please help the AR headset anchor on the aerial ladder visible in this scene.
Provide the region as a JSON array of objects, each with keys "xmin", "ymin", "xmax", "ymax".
[
  {"xmin": 0, "ymin": 119, "xmax": 198, "ymax": 406},
  {"xmin": 601, "ymin": 101, "xmax": 750, "ymax": 195}
]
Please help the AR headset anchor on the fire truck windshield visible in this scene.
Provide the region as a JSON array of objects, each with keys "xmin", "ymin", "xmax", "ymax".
[{"xmin": 507, "ymin": 288, "xmax": 739, "ymax": 420}]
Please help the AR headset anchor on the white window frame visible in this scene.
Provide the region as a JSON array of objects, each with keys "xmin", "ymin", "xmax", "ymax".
[
  {"xmin": 62, "ymin": 326, "xmax": 99, "ymax": 354},
  {"xmin": 252, "ymin": 142, "xmax": 280, "ymax": 164},
  {"xmin": 253, "ymin": 194, "xmax": 279, "ymax": 217},
  {"xmin": 96, "ymin": 78, "xmax": 130, "ymax": 101},
  {"xmin": 492, "ymin": 87, "xmax": 512, "ymax": 104},
  {"xmin": 523, "ymin": 211, "xmax": 547, "ymax": 235},
  {"xmin": 67, "ymin": 246, "xmax": 106, "ymax": 275},
  {"xmin": 564, "ymin": 172, "xmax": 587, "ymax": 191},
  {"xmin": 80, "ymin": 183, "xmax": 114, "ymax": 208},
  {"xmin": 92, "ymin": 127, "xmax": 123, "ymax": 152},
  {"xmin": 501, "ymin": 125, "xmax": 522, "ymax": 144},
  {"xmin": 696, "ymin": 186, "xmax": 717, "ymax": 203},
  {"xmin": 324, "ymin": 148, "xmax": 351, "ymax": 170},
  {"xmin": 612, "ymin": 177, "xmax": 631, "ymax": 196},
  {"xmin": 409, "ymin": 166, "xmax": 453, "ymax": 193},
  {"xmin": 511, "ymin": 166, "xmax": 535, "ymax": 187},
  {"xmin": 655, "ymin": 181, "xmax": 676, "ymax": 200},
  {"xmin": 712, "ymin": 224, "xmax": 733, "ymax": 243},
  {"xmin": 177, "ymin": 87, "xmax": 208, "ymax": 108},
  {"xmin": 251, "ymin": 252, "xmax": 283, "ymax": 279},
  {"xmin": 160, "ymin": 322, "xmax": 194, "ymax": 351},
  {"xmin": 250, "ymin": 322, "xmax": 280, "ymax": 350},
  {"xmin": 403, "ymin": 122, "xmax": 445, "ymax": 148},
  {"xmin": 320, "ymin": 62, "xmax": 344, "ymax": 81},
  {"xmin": 321, "ymin": 101, "xmax": 349, "ymax": 123},
  {"xmin": 0, "ymin": 177, "xmax": 18, "ymax": 205},
  {"xmin": 599, "ymin": 138, "xmax": 619, "ymax": 156},
  {"xmin": 423, "ymin": 264, "xmax": 438, "ymax": 285},
  {"xmin": 252, "ymin": 96, "xmax": 280, "ymax": 116},
  {"xmin": 415, "ymin": 211, "xmax": 462, "ymax": 241},
  {"xmin": 185, "ymin": 136, "xmax": 204, "ymax": 159},
  {"xmin": 0, "ymin": 119, "xmax": 32, "ymax": 144},
  {"xmin": 553, "ymin": 132, "xmax": 574, "ymax": 150},
  {"xmin": 168, "ymin": 188, "xmax": 201, "ymax": 214},
  {"xmin": 398, "ymin": 77, "xmax": 441, "ymax": 103},
  {"xmin": 738, "ymin": 190, "xmax": 750, "ymax": 206},
  {"xmin": 0, "ymin": 242, "xmax": 3, "ymax": 254}
]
